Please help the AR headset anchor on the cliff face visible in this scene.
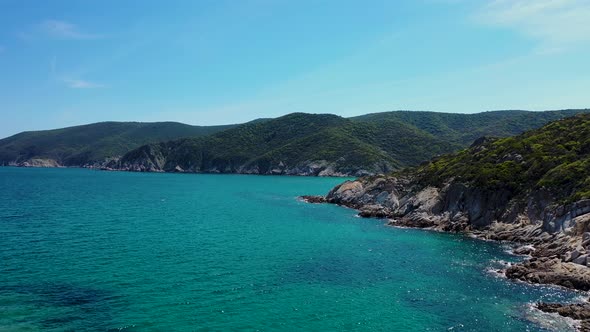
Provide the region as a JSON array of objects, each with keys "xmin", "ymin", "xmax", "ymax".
[
  {"xmin": 327, "ymin": 176, "xmax": 590, "ymax": 237},
  {"xmin": 7, "ymin": 158, "xmax": 62, "ymax": 168},
  {"xmin": 111, "ymin": 155, "xmax": 384, "ymax": 177}
]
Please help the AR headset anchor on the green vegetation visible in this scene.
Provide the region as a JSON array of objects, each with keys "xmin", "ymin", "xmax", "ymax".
[
  {"xmin": 119, "ymin": 110, "xmax": 589, "ymax": 175},
  {"xmin": 120, "ymin": 113, "xmax": 399, "ymax": 173},
  {"xmin": 0, "ymin": 121, "xmax": 237, "ymax": 166},
  {"xmin": 415, "ymin": 113, "xmax": 590, "ymax": 202},
  {"xmin": 1, "ymin": 109, "xmax": 587, "ymax": 174},
  {"xmin": 352, "ymin": 109, "xmax": 586, "ymax": 146}
]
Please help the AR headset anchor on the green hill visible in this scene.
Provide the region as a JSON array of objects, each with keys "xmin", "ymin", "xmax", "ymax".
[
  {"xmin": 351, "ymin": 109, "xmax": 586, "ymax": 146},
  {"xmin": 0, "ymin": 121, "xmax": 237, "ymax": 166},
  {"xmin": 1, "ymin": 109, "xmax": 587, "ymax": 173},
  {"xmin": 117, "ymin": 113, "xmax": 396, "ymax": 175},
  {"xmin": 115, "ymin": 109, "xmax": 589, "ymax": 176},
  {"xmin": 415, "ymin": 112, "xmax": 590, "ymax": 203}
]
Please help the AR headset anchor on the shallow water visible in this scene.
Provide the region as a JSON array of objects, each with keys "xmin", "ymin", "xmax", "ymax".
[{"xmin": 0, "ymin": 168, "xmax": 581, "ymax": 331}]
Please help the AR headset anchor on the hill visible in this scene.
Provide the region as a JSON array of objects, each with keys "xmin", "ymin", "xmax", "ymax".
[
  {"xmin": 0, "ymin": 121, "xmax": 237, "ymax": 167},
  {"xmin": 351, "ymin": 109, "xmax": 586, "ymax": 146},
  {"xmin": 325, "ymin": 112, "xmax": 590, "ymax": 221},
  {"xmin": 116, "ymin": 113, "xmax": 398, "ymax": 176},
  {"xmin": 415, "ymin": 113, "xmax": 590, "ymax": 203},
  {"xmin": 113, "ymin": 109, "xmax": 588, "ymax": 176}
]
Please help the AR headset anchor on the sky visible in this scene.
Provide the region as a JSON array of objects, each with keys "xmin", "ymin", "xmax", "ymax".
[{"xmin": 0, "ymin": 0, "xmax": 589, "ymax": 138}]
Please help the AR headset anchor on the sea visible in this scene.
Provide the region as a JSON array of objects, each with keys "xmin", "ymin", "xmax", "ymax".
[{"xmin": 0, "ymin": 167, "xmax": 582, "ymax": 331}]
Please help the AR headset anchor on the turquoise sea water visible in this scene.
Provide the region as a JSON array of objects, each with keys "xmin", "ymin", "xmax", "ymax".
[{"xmin": 0, "ymin": 167, "xmax": 581, "ymax": 331}]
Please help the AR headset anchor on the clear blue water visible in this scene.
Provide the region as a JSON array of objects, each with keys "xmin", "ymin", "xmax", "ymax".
[{"xmin": 0, "ymin": 167, "xmax": 581, "ymax": 331}]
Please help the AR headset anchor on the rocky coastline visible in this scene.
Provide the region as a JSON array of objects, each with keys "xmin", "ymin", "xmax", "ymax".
[
  {"xmin": 3, "ymin": 157, "xmax": 375, "ymax": 177},
  {"xmin": 301, "ymin": 174, "xmax": 590, "ymax": 330},
  {"xmin": 106, "ymin": 154, "xmax": 379, "ymax": 177},
  {"xmin": 107, "ymin": 160, "xmax": 370, "ymax": 177},
  {"xmin": 6, "ymin": 158, "xmax": 63, "ymax": 168}
]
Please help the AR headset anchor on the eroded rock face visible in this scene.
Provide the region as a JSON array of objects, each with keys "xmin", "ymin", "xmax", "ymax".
[
  {"xmin": 327, "ymin": 176, "xmax": 515, "ymax": 231},
  {"xmin": 326, "ymin": 175, "xmax": 590, "ymax": 241},
  {"xmin": 506, "ymin": 257, "xmax": 590, "ymax": 290},
  {"xmin": 16, "ymin": 158, "xmax": 61, "ymax": 167},
  {"xmin": 111, "ymin": 158, "xmax": 384, "ymax": 177}
]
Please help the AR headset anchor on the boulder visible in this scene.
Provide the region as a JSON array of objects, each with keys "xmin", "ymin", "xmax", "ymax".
[
  {"xmin": 359, "ymin": 205, "xmax": 390, "ymax": 218},
  {"xmin": 570, "ymin": 250, "xmax": 582, "ymax": 261},
  {"xmin": 506, "ymin": 257, "xmax": 590, "ymax": 290},
  {"xmin": 574, "ymin": 255, "xmax": 589, "ymax": 266}
]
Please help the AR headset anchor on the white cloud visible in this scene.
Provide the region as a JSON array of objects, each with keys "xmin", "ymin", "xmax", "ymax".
[
  {"xmin": 41, "ymin": 20, "xmax": 101, "ymax": 40},
  {"xmin": 63, "ymin": 78, "xmax": 105, "ymax": 89},
  {"xmin": 476, "ymin": 0, "xmax": 590, "ymax": 50}
]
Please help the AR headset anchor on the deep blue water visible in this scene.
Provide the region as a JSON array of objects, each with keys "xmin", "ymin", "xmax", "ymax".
[{"xmin": 0, "ymin": 167, "xmax": 581, "ymax": 331}]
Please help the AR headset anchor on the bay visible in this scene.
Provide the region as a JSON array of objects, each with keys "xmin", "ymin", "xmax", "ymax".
[{"xmin": 0, "ymin": 168, "xmax": 580, "ymax": 331}]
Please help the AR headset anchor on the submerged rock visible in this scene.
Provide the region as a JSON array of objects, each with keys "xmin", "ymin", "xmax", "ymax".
[
  {"xmin": 299, "ymin": 195, "xmax": 327, "ymax": 204},
  {"xmin": 537, "ymin": 301, "xmax": 590, "ymax": 331}
]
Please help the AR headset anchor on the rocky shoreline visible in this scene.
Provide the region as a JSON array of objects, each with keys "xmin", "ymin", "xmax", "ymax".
[
  {"xmin": 107, "ymin": 156, "xmax": 378, "ymax": 177},
  {"xmin": 3, "ymin": 157, "xmax": 365, "ymax": 178},
  {"xmin": 300, "ymin": 174, "xmax": 590, "ymax": 331},
  {"xmin": 6, "ymin": 158, "xmax": 63, "ymax": 168},
  {"xmin": 4, "ymin": 157, "xmax": 375, "ymax": 177}
]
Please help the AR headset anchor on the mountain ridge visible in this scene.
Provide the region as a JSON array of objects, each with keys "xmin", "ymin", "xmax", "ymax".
[
  {"xmin": 1, "ymin": 109, "xmax": 588, "ymax": 175},
  {"xmin": 0, "ymin": 121, "xmax": 239, "ymax": 167},
  {"xmin": 111, "ymin": 109, "xmax": 589, "ymax": 176}
]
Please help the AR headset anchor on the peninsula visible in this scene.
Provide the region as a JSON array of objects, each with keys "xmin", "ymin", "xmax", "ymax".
[{"xmin": 304, "ymin": 113, "xmax": 590, "ymax": 329}]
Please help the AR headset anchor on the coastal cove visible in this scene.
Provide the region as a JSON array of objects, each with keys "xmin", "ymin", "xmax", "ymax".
[{"xmin": 0, "ymin": 168, "xmax": 583, "ymax": 331}]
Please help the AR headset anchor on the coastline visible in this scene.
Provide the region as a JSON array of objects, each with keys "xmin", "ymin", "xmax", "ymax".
[
  {"xmin": 300, "ymin": 178, "xmax": 590, "ymax": 331},
  {"xmin": 0, "ymin": 164, "xmax": 361, "ymax": 178}
]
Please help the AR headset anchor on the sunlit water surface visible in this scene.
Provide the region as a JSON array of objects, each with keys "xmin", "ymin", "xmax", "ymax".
[{"xmin": 0, "ymin": 168, "xmax": 581, "ymax": 331}]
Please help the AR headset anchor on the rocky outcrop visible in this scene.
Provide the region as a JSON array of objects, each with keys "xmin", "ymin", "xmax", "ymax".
[
  {"xmin": 506, "ymin": 257, "xmax": 590, "ymax": 290},
  {"xmin": 111, "ymin": 157, "xmax": 380, "ymax": 177},
  {"xmin": 9, "ymin": 158, "xmax": 62, "ymax": 167},
  {"xmin": 329, "ymin": 175, "xmax": 587, "ymax": 229},
  {"xmin": 299, "ymin": 195, "xmax": 327, "ymax": 204},
  {"xmin": 537, "ymin": 301, "xmax": 590, "ymax": 331},
  {"xmin": 4, "ymin": 154, "xmax": 382, "ymax": 177},
  {"xmin": 325, "ymin": 175, "xmax": 590, "ymax": 269}
]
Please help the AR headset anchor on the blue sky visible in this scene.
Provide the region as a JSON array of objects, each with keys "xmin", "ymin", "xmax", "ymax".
[{"xmin": 1, "ymin": 0, "xmax": 589, "ymax": 138}]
